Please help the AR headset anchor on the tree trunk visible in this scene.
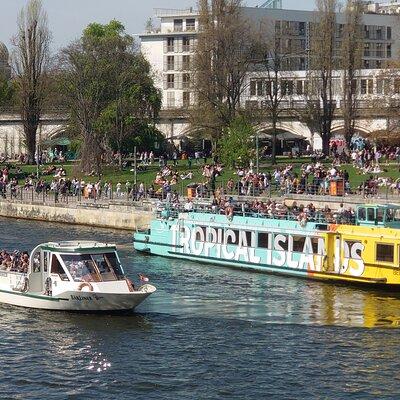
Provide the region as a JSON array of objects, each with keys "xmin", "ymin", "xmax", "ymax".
[
  {"xmin": 271, "ymin": 118, "xmax": 277, "ymax": 165},
  {"xmin": 25, "ymin": 127, "xmax": 36, "ymax": 164},
  {"xmin": 322, "ymin": 133, "xmax": 330, "ymax": 156}
]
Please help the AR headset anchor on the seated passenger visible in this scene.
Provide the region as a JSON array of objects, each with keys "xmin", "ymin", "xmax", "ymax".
[{"xmin": 19, "ymin": 252, "xmax": 29, "ymax": 273}]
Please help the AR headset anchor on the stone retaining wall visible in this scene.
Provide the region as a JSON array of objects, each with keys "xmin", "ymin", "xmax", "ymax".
[{"xmin": 0, "ymin": 201, "xmax": 153, "ymax": 231}]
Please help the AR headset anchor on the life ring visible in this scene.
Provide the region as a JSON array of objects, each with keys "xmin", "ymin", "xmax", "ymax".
[
  {"xmin": 125, "ymin": 278, "xmax": 135, "ymax": 292},
  {"xmin": 78, "ymin": 282, "xmax": 93, "ymax": 292}
]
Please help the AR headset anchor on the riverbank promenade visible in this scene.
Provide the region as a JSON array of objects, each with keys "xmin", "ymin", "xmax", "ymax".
[{"xmin": 0, "ymin": 184, "xmax": 399, "ymax": 230}]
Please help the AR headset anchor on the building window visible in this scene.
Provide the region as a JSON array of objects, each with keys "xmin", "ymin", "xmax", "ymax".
[
  {"xmin": 182, "ymin": 55, "xmax": 191, "ymax": 70},
  {"xmin": 364, "ymin": 43, "xmax": 370, "ymax": 57},
  {"xmin": 281, "ymin": 80, "xmax": 294, "ymax": 96},
  {"xmin": 167, "ymin": 92, "xmax": 175, "ymax": 108},
  {"xmin": 167, "ymin": 37, "xmax": 175, "ymax": 53},
  {"xmin": 174, "ymin": 19, "xmax": 183, "ymax": 32},
  {"xmin": 182, "ymin": 73, "xmax": 190, "ymax": 89},
  {"xmin": 376, "ymin": 243, "xmax": 394, "ymax": 263},
  {"xmin": 360, "ymin": 79, "xmax": 373, "ymax": 95},
  {"xmin": 376, "ymin": 79, "xmax": 389, "ymax": 95},
  {"xmin": 376, "ymin": 43, "xmax": 383, "ymax": 58},
  {"xmin": 167, "ymin": 74, "xmax": 175, "ymax": 89},
  {"xmin": 376, "ymin": 60, "xmax": 382, "ymax": 68},
  {"xmin": 250, "ymin": 80, "xmax": 256, "ymax": 96},
  {"xmin": 265, "ymin": 81, "xmax": 272, "ymax": 96},
  {"xmin": 256, "ymin": 80, "xmax": 263, "ymax": 96},
  {"xmin": 186, "ymin": 19, "xmax": 195, "ymax": 31},
  {"xmin": 182, "ymin": 37, "xmax": 191, "ymax": 52},
  {"xmin": 387, "ymin": 44, "xmax": 392, "ymax": 58},
  {"xmin": 299, "ymin": 22, "xmax": 305, "ymax": 36},
  {"xmin": 296, "ymin": 80, "xmax": 304, "ymax": 95},
  {"xmin": 182, "ymin": 92, "xmax": 190, "ymax": 107},
  {"xmin": 363, "ymin": 60, "xmax": 370, "ymax": 69},
  {"xmin": 387, "ymin": 26, "xmax": 392, "ymax": 40},
  {"xmin": 167, "ymin": 56, "xmax": 174, "ymax": 71}
]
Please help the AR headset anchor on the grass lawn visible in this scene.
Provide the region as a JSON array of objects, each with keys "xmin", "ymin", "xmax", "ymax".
[{"xmin": 9, "ymin": 156, "xmax": 400, "ymax": 194}]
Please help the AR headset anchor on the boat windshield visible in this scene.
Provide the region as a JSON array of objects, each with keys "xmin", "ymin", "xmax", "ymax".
[{"xmin": 61, "ymin": 252, "xmax": 124, "ymax": 282}]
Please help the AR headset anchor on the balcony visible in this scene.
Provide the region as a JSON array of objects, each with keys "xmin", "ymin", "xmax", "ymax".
[{"xmin": 154, "ymin": 8, "xmax": 198, "ymax": 17}]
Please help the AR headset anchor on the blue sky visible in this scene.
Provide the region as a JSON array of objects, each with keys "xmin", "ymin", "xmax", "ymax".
[{"xmin": 0, "ymin": 0, "xmax": 315, "ymax": 51}]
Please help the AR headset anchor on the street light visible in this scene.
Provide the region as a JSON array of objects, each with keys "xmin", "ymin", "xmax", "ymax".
[{"xmin": 36, "ymin": 142, "xmax": 40, "ymax": 179}]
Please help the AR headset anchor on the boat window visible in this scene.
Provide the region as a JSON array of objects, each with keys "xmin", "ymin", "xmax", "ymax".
[
  {"xmin": 376, "ymin": 243, "xmax": 394, "ymax": 263},
  {"xmin": 367, "ymin": 208, "xmax": 375, "ymax": 221},
  {"xmin": 61, "ymin": 254, "xmax": 99, "ymax": 282},
  {"xmin": 258, "ymin": 232, "xmax": 269, "ymax": 248},
  {"xmin": 50, "ymin": 254, "xmax": 69, "ymax": 281},
  {"xmin": 195, "ymin": 226, "xmax": 206, "ymax": 242},
  {"xmin": 377, "ymin": 208, "xmax": 384, "ymax": 223},
  {"xmin": 292, "ymin": 236, "xmax": 305, "ymax": 252},
  {"xmin": 103, "ymin": 253, "xmax": 124, "ymax": 278},
  {"xmin": 245, "ymin": 231, "xmax": 253, "ymax": 247},
  {"xmin": 387, "ymin": 208, "xmax": 400, "ymax": 222},
  {"xmin": 311, "ymin": 238, "xmax": 319, "ymax": 253},
  {"xmin": 226, "ymin": 230, "xmax": 239, "ymax": 245},
  {"xmin": 32, "ymin": 251, "xmax": 40, "ymax": 272},
  {"xmin": 357, "ymin": 207, "xmax": 366, "ymax": 221},
  {"xmin": 91, "ymin": 253, "xmax": 124, "ymax": 281},
  {"xmin": 43, "ymin": 252, "xmax": 48, "ymax": 272}
]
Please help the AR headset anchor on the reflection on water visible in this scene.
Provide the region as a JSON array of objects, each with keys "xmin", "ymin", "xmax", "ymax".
[{"xmin": 3, "ymin": 217, "xmax": 400, "ymax": 399}]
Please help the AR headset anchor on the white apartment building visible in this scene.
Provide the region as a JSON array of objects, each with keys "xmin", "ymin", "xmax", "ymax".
[{"xmin": 140, "ymin": 4, "xmax": 400, "ymax": 147}]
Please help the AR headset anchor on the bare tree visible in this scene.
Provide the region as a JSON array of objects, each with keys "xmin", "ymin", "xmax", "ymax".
[
  {"xmin": 255, "ymin": 20, "xmax": 303, "ymax": 164},
  {"xmin": 12, "ymin": 0, "xmax": 50, "ymax": 163},
  {"xmin": 340, "ymin": 0, "xmax": 363, "ymax": 150},
  {"xmin": 191, "ymin": 0, "xmax": 260, "ymax": 151},
  {"xmin": 306, "ymin": 0, "xmax": 338, "ymax": 155}
]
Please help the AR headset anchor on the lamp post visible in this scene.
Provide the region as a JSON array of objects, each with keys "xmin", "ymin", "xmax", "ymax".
[
  {"xmin": 133, "ymin": 145, "xmax": 137, "ymax": 186},
  {"xmin": 256, "ymin": 132, "xmax": 259, "ymax": 174},
  {"xmin": 36, "ymin": 142, "xmax": 40, "ymax": 179}
]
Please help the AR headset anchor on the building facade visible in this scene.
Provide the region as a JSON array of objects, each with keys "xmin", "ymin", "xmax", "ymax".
[{"xmin": 140, "ymin": 5, "xmax": 400, "ymax": 148}]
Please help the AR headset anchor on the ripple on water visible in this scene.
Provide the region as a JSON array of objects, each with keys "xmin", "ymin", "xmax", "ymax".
[{"xmin": 1, "ymin": 218, "xmax": 400, "ymax": 399}]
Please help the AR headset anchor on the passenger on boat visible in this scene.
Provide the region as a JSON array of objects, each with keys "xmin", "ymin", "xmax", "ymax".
[{"xmin": 184, "ymin": 198, "xmax": 194, "ymax": 212}]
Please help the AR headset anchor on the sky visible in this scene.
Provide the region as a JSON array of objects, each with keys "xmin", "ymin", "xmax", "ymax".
[{"xmin": 0, "ymin": 0, "xmax": 315, "ymax": 52}]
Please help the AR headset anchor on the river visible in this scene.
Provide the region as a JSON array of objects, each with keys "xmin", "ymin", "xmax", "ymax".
[{"xmin": 1, "ymin": 218, "xmax": 400, "ymax": 399}]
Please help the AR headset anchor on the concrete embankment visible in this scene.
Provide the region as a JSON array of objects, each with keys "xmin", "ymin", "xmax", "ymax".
[{"xmin": 0, "ymin": 201, "xmax": 153, "ymax": 230}]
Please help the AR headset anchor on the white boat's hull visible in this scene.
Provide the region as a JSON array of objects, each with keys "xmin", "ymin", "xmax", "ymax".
[{"xmin": 0, "ymin": 284, "xmax": 156, "ymax": 312}]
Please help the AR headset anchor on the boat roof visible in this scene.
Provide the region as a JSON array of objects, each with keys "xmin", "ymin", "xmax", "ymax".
[
  {"xmin": 37, "ymin": 241, "xmax": 117, "ymax": 253},
  {"xmin": 356, "ymin": 204, "xmax": 400, "ymax": 209}
]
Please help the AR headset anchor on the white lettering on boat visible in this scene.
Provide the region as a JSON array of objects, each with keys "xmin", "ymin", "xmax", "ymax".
[{"xmin": 174, "ymin": 225, "xmax": 365, "ymax": 276}]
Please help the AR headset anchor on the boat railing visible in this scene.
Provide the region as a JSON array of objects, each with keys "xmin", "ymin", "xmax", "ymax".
[{"xmin": 155, "ymin": 204, "xmax": 356, "ymax": 226}]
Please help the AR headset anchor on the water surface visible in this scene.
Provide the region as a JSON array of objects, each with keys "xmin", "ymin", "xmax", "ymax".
[{"xmin": 1, "ymin": 218, "xmax": 400, "ymax": 399}]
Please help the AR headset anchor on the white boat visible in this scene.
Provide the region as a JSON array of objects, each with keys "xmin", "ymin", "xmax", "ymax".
[{"xmin": 0, "ymin": 241, "xmax": 156, "ymax": 312}]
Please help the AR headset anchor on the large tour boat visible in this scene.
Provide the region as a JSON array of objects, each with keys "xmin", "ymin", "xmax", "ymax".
[
  {"xmin": 0, "ymin": 241, "xmax": 156, "ymax": 312},
  {"xmin": 134, "ymin": 203, "xmax": 400, "ymax": 288}
]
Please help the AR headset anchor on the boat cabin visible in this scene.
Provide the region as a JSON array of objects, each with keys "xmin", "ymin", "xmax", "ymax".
[
  {"xmin": 355, "ymin": 204, "xmax": 400, "ymax": 228},
  {"xmin": 28, "ymin": 241, "xmax": 126, "ymax": 293}
]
